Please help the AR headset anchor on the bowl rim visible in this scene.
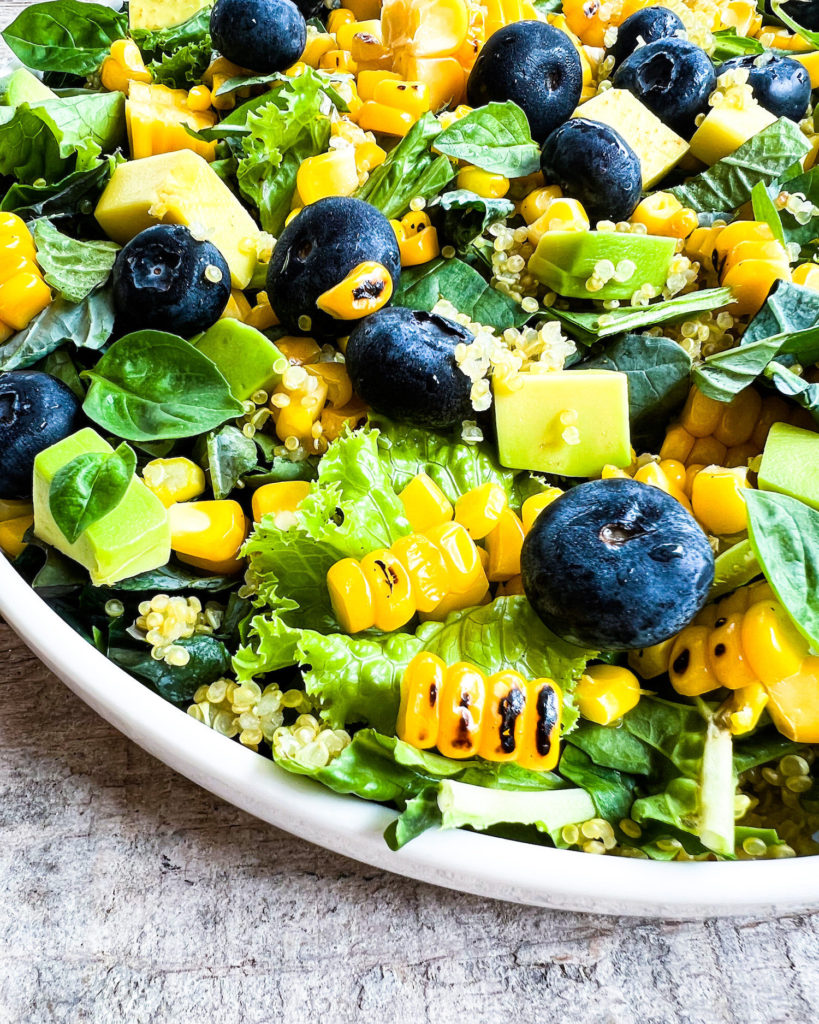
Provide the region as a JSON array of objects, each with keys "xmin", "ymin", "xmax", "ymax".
[{"xmin": 2, "ymin": 552, "xmax": 817, "ymax": 918}]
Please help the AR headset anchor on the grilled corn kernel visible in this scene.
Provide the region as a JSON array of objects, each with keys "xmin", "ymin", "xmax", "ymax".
[
  {"xmin": 669, "ymin": 625, "xmax": 719, "ymax": 696},
  {"xmin": 741, "ymin": 600, "xmax": 809, "ymax": 684},
  {"xmin": 400, "ymin": 225, "xmax": 440, "ymax": 266},
  {"xmin": 319, "ymin": 49, "xmax": 358, "ymax": 74},
  {"xmin": 0, "ymin": 513, "xmax": 33, "ymax": 558},
  {"xmin": 485, "ymin": 508, "xmax": 525, "ymax": 582},
  {"xmin": 690, "ymin": 465, "xmax": 749, "ymax": 536},
  {"xmin": 478, "ymin": 670, "xmax": 528, "ymax": 762},
  {"xmin": 326, "ymin": 557, "xmax": 374, "ymax": 633},
  {"xmin": 373, "ymin": 79, "xmax": 431, "ymax": 117},
  {"xmin": 315, "ymin": 260, "xmax": 393, "ymax": 318},
  {"xmin": 575, "ymin": 664, "xmax": 641, "ymax": 725},
  {"xmin": 453, "ymin": 482, "xmax": 507, "ymax": 540},
  {"xmin": 436, "ymin": 661, "xmax": 486, "ymax": 758},
  {"xmin": 456, "ymin": 166, "xmax": 510, "ymax": 199},
  {"xmin": 297, "ymin": 148, "xmax": 360, "ymax": 205},
  {"xmin": 391, "ymin": 533, "xmax": 450, "ymax": 612},
  {"xmin": 360, "ymin": 548, "xmax": 415, "ymax": 631},
  {"xmin": 142, "ymin": 457, "xmax": 206, "ymax": 508},
  {"xmin": 397, "ymin": 651, "xmax": 444, "ymax": 748},
  {"xmin": 709, "ymin": 611, "xmax": 761, "ymax": 690},
  {"xmin": 719, "ymin": 681, "xmax": 769, "ymax": 735},
  {"xmin": 521, "ymin": 487, "xmax": 563, "ymax": 532},
  {"xmin": 399, "ymin": 473, "xmax": 453, "ymax": 533},
  {"xmin": 251, "ymin": 480, "xmax": 311, "ymax": 524},
  {"xmin": 518, "ymin": 677, "xmax": 562, "ymax": 771},
  {"xmin": 357, "ymin": 69, "xmax": 403, "ymax": 100},
  {"xmin": 169, "ymin": 500, "xmax": 247, "ymax": 574}
]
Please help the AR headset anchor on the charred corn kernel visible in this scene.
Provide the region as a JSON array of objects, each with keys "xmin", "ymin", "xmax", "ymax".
[
  {"xmin": 319, "ymin": 49, "xmax": 358, "ymax": 73},
  {"xmin": 297, "ymin": 148, "xmax": 360, "ymax": 205},
  {"xmin": 337, "ymin": 18, "xmax": 382, "ymax": 50},
  {"xmin": 660, "ymin": 423, "xmax": 696, "ymax": 463},
  {"xmin": 520, "ymin": 185, "xmax": 562, "ymax": 225},
  {"xmin": 170, "ymin": 500, "xmax": 247, "ymax": 574},
  {"xmin": 719, "ymin": 681, "xmax": 768, "ymax": 736},
  {"xmin": 485, "ymin": 508, "xmax": 525, "ymax": 582},
  {"xmin": 326, "ymin": 557, "xmax": 374, "ymax": 633},
  {"xmin": 142, "ymin": 457, "xmax": 206, "ymax": 508},
  {"xmin": 680, "ymin": 386, "xmax": 724, "ymax": 439},
  {"xmin": 392, "ymin": 533, "xmax": 449, "ymax": 612},
  {"xmin": 328, "ymin": 8, "xmax": 356, "ymax": 32},
  {"xmin": 360, "ymin": 548, "xmax": 415, "ymax": 631},
  {"xmin": 186, "ymin": 85, "xmax": 213, "ymax": 112},
  {"xmin": 527, "ymin": 197, "xmax": 590, "ymax": 245},
  {"xmin": 741, "ymin": 600, "xmax": 809, "ymax": 684},
  {"xmin": 628, "ymin": 637, "xmax": 675, "ymax": 680},
  {"xmin": 426, "ymin": 521, "xmax": 485, "ymax": 594},
  {"xmin": 456, "ymin": 166, "xmax": 510, "ymax": 199},
  {"xmin": 399, "ymin": 225, "xmax": 440, "ymax": 266},
  {"xmin": 453, "ymin": 482, "xmax": 507, "ymax": 540},
  {"xmin": 316, "ymin": 260, "xmax": 393, "ymax": 318},
  {"xmin": 357, "ymin": 69, "xmax": 403, "ymax": 100},
  {"xmin": 792, "ymin": 262, "xmax": 819, "ymax": 290},
  {"xmin": 397, "ymin": 651, "xmax": 444, "ymax": 748},
  {"xmin": 561, "ymin": 0, "xmax": 608, "ymax": 45},
  {"xmin": 246, "ymin": 292, "xmax": 279, "ymax": 331},
  {"xmin": 251, "ymin": 480, "xmax": 311, "ymax": 524},
  {"xmin": 277, "ymin": 336, "xmax": 321, "ymax": 365},
  {"xmin": 518, "ymin": 677, "xmax": 562, "ymax": 771},
  {"xmin": 101, "ymin": 38, "xmax": 152, "ymax": 93},
  {"xmin": 575, "ymin": 664, "xmax": 641, "ymax": 726},
  {"xmin": 497, "ymin": 573, "xmax": 524, "ymax": 596},
  {"xmin": 305, "ymin": 362, "xmax": 353, "ymax": 407},
  {"xmin": 127, "ymin": 81, "xmax": 217, "ymax": 160},
  {"xmin": 521, "ymin": 488, "xmax": 563, "ymax": 532},
  {"xmin": 631, "ymin": 193, "xmax": 697, "ymax": 239},
  {"xmin": 436, "ymin": 661, "xmax": 486, "ymax": 758},
  {"xmin": 478, "ymin": 670, "xmax": 528, "ymax": 762},
  {"xmin": 669, "ymin": 625, "xmax": 719, "ymax": 696},
  {"xmin": 301, "ymin": 30, "xmax": 336, "ymax": 67},
  {"xmin": 320, "ymin": 396, "xmax": 368, "ymax": 440},
  {"xmin": 708, "ymin": 611, "xmax": 760, "ymax": 690},
  {"xmin": 764, "ymin": 657, "xmax": 819, "ymax": 744},
  {"xmin": 690, "ymin": 465, "xmax": 749, "ymax": 535},
  {"xmin": 399, "ymin": 473, "xmax": 453, "ymax": 533},
  {"xmin": 0, "ymin": 272, "xmax": 51, "ymax": 331},
  {"xmin": 0, "ymin": 514, "xmax": 33, "ymax": 558},
  {"xmin": 373, "ymin": 79, "xmax": 430, "ymax": 117},
  {"xmin": 358, "ymin": 100, "xmax": 415, "ymax": 135},
  {"xmin": 355, "ymin": 139, "xmax": 387, "ymax": 173},
  {"xmin": 400, "ymin": 210, "xmax": 431, "ymax": 234}
]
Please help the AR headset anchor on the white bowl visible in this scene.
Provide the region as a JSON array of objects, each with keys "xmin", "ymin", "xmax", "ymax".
[{"xmin": 2, "ymin": 553, "xmax": 817, "ymax": 918}]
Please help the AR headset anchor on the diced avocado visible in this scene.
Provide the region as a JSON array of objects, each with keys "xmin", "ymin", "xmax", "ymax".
[
  {"xmin": 573, "ymin": 89, "xmax": 689, "ymax": 188},
  {"xmin": 3, "ymin": 68, "xmax": 57, "ymax": 107},
  {"xmin": 758, "ymin": 422, "xmax": 819, "ymax": 510},
  {"xmin": 33, "ymin": 427, "xmax": 171, "ymax": 586},
  {"xmin": 689, "ymin": 99, "xmax": 777, "ymax": 166},
  {"xmin": 192, "ymin": 318, "xmax": 286, "ymax": 400},
  {"xmin": 129, "ymin": 0, "xmax": 209, "ymax": 31},
  {"xmin": 494, "ymin": 369, "xmax": 631, "ymax": 478},
  {"xmin": 95, "ymin": 150, "xmax": 260, "ymax": 288},
  {"xmin": 527, "ymin": 230, "xmax": 676, "ymax": 301}
]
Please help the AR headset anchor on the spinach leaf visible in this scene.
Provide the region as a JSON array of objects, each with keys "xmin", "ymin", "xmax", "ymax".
[
  {"xmin": 746, "ymin": 489, "xmax": 819, "ymax": 648},
  {"xmin": 355, "ymin": 112, "xmax": 455, "ymax": 219},
  {"xmin": 32, "ymin": 219, "xmax": 119, "ymax": 303},
  {"xmin": 49, "ymin": 441, "xmax": 136, "ymax": 543},
  {"xmin": 2, "ymin": 0, "xmax": 127, "ymax": 74},
  {"xmin": 0, "ymin": 287, "xmax": 115, "ymax": 371},
  {"xmin": 81, "ymin": 331, "xmax": 244, "ymax": 441},
  {"xmin": 710, "ymin": 27, "xmax": 765, "ymax": 61},
  {"xmin": 742, "ymin": 279, "xmax": 819, "ymax": 344},
  {"xmin": 203, "ymin": 424, "xmax": 258, "ymax": 499},
  {"xmin": 109, "ymin": 560, "xmax": 238, "ymax": 593},
  {"xmin": 774, "ymin": 167, "xmax": 819, "ymax": 247},
  {"xmin": 430, "ymin": 188, "xmax": 515, "ymax": 253},
  {"xmin": 434, "ymin": 102, "xmax": 541, "ymax": 177},
  {"xmin": 751, "ymin": 180, "xmax": 785, "ymax": 245},
  {"xmin": 671, "ymin": 119, "xmax": 810, "ymax": 213},
  {"xmin": 132, "ymin": 7, "xmax": 213, "ymax": 56},
  {"xmin": 581, "ymin": 333, "xmax": 691, "ymax": 441},
  {"xmin": 392, "ymin": 256, "xmax": 530, "ymax": 331},
  {"xmin": 558, "ymin": 745, "xmax": 639, "ymax": 823},
  {"xmin": 108, "ymin": 633, "xmax": 231, "ymax": 704},
  {"xmin": 1, "ymin": 157, "xmax": 116, "ymax": 223},
  {"xmin": 567, "ymin": 721, "xmax": 657, "ymax": 776}
]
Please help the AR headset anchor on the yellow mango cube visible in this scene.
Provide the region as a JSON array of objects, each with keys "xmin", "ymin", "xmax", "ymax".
[{"xmin": 690, "ymin": 100, "xmax": 777, "ymax": 166}]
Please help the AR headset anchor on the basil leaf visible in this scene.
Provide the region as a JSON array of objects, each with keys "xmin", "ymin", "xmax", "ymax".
[
  {"xmin": 109, "ymin": 561, "xmax": 238, "ymax": 593},
  {"xmin": 435, "ymin": 102, "xmax": 540, "ymax": 177},
  {"xmin": 203, "ymin": 424, "xmax": 258, "ymax": 499},
  {"xmin": 0, "ymin": 288, "xmax": 115, "ymax": 370},
  {"xmin": 49, "ymin": 441, "xmax": 136, "ymax": 544},
  {"xmin": 1, "ymin": 157, "xmax": 116, "ymax": 223},
  {"xmin": 42, "ymin": 347, "xmax": 85, "ymax": 398},
  {"xmin": 81, "ymin": 331, "xmax": 244, "ymax": 441},
  {"xmin": 430, "ymin": 188, "xmax": 515, "ymax": 252},
  {"xmin": 751, "ymin": 180, "xmax": 785, "ymax": 245},
  {"xmin": 711, "ymin": 27, "xmax": 764, "ymax": 61},
  {"xmin": 746, "ymin": 490, "xmax": 819, "ymax": 648},
  {"xmin": 32, "ymin": 219, "xmax": 119, "ymax": 303},
  {"xmin": 742, "ymin": 280, "xmax": 819, "ymax": 345},
  {"xmin": 671, "ymin": 119, "xmax": 810, "ymax": 213},
  {"xmin": 392, "ymin": 256, "xmax": 530, "ymax": 330},
  {"xmin": 764, "ymin": 360, "xmax": 819, "ymax": 420},
  {"xmin": 2, "ymin": 0, "xmax": 128, "ymax": 74}
]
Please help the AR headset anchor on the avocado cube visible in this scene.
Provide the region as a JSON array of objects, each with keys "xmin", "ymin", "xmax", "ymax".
[
  {"xmin": 33, "ymin": 428, "xmax": 171, "ymax": 586},
  {"xmin": 129, "ymin": 0, "xmax": 209, "ymax": 31},
  {"xmin": 527, "ymin": 230, "xmax": 677, "ymax": 301},
  {"xmin": 193, "ymin": 318, "xmax": 287, "ymax": 400},
  {"xmin": 95, "ymin": 150, "xmax": 260, "ymax": 288},
  {"xmin": 494, "ymin": 370, "xmax": 631, "ymax": 478},
  {"xmin": 4, "ymin": 68, "xmax": 57, "ymax": 107},
  {"xmin": 573, "ymin": 89, "xmax": 689, "ymax": 188},
  {"xmin": 758, "ymin": 422, "xmax": 819, "ymax": 510},
  {"xmin": 689, "ymin": 99, "xmax": 777, "ymax": 166}
]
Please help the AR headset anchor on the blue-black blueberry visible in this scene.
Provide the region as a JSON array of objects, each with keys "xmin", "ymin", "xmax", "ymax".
[
  {"xmin": 521, "ymin": 478, "xmax": 714, "ymax": 650},
  {"xmin": 466, "ymin": 21, "xmax": 583, "ymax": 143},
  {"xmin": 721, "ymin": 53, "xmax": 811, "ymax": 122},
  {"xmin": 210, "ymin": 0, "xmax": 307, "ymax": 75},
  {"xmin": 540, "ymin": 117, "xmax": 642, "ymax": 223},
  {"xmin": 610, "ymin": 6, "xmax": 685, "ymax": 66},
  {"xmin": 344, "ymin": 307, "xmax": 474, "ymax": 430},
  {"xmin": 266, "ymin": 196, "xmax": 401, "ymax": 338},
  {"xmin": 0, "ymin": 371, "xmax": 82, "ymax": 499}
]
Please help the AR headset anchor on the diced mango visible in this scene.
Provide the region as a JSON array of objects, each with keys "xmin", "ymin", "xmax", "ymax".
[
  {"xmin": 126, "ymin": 81, "xmax": 217, "ymax": 163},
  {"xmin": 129, "ymin": 0, "xmax": 206, "ymax": 30},
  {"xmin": 689, "ymin": 100, "xmax": 778, "ymax": 166}
]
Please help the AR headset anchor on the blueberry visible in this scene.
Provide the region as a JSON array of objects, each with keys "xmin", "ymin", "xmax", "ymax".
[
  {"xmin": 466, "ymin": 22, "xmax": 583, "ymax": 144},
  {"xmin": 345, "ymin": 307, "xmax": 474, "ymax": 430},
  {"xmin": 610, "ymin": 6, "xmax": 685, "ymax": 66},
  {"xmin": 540, "ymin": 118, "xmax": 642, "ymax": 223},
  {"xmin": 267, "ymin": 197, "xmax": 401, "ymax": 338},
  {"xmin": 112, "ymin": 225, "xmax": 230, "ymax": 337},
  {"xmin": 521, "ymin": 478, "xmax": 714, "ymax": 650},
  {"xmin": 210, "ymin": 0, "xmax": 307, "ymax": 75},
  {"xmin": 721, "ymin": 53, "xmax": 811, "ymax": 122},
  {"xmin": 612, "ymin": 38, "xmax": 716, "ymax": 137},
  {"xmin": 0, "ymin": 371, "xmax": 82, "ymax": 499}
]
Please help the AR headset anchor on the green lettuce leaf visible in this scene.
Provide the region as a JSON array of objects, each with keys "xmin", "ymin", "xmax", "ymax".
[
  {"xmin": 132, "ymin": 7, "xmax": 213, "ymax": 57},
  {"xmin": 557, "ymin": 745, "xmax": 639, "ymax": 823},
  {"xmin": 434, "ymin": 102, "xmax": 540, "ymax": 177},
  {"xmin": 200, "ymin": 424, "xmax": 258, "ymax": 500},
  {"xmin": 2, "ymin": 0, "xmax": 127, "ymax": 74},
  {"xmin": 148, "ymin": 39, "xmax": 213, "ymax": 88},
  {"xmin": 32, "ymin": 219, "xmax": 118, "ymax": 303},
  {"xmin": 435, "ymin": 778, "xmax": 593, "ymax": 838},
  {"xmin": 0, "ymin": 287, "xmax": 115, "ymax": 371}
]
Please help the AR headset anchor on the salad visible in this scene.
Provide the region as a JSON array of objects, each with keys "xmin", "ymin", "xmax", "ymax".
[{"xmin": 2, "ymin": 0, "xmax": 819, "ymax": 864}]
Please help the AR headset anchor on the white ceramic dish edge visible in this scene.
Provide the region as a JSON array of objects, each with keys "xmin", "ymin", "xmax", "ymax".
[{"xmin": 2, "ymin": 553, "xmax": 817, "ymax": 918}]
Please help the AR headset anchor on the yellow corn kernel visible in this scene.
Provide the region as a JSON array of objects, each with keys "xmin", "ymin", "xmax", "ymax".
[
  {"xmin": 485, "ymin": 508, "xmax": 525, "ymax": 582},
  {"xmin": 631, "ymin": 192, "xmax": 697, "ymax": 239},
  {"xmin": 316, "ymin": 260, "xmax": 393, "ymax": 319},
  {"xmin": 399, "ymin": 225, "xmax": 440, "ymax": 266},
  {"xmin": 101, "ymin": 38, "xmax": 152, "ymax": 93},
  {"xmin": 0, "ymin": 513, "xmax": 33, "ymax": 558},
  {"xmin": 690, "ymin": 466, "xmax": 749, "ymax": 536},
  {"xmin": 304, "ymin": 362, "xmax": 353, "ymax": 408},
  {"xmin": 497, "ymin": 573, "xmax": 525, "ymax": 596},
  {"xmin": 186, "ymin": 85, "xmax": 213, "ymax": 112},
  {"xmin": 725, "ymin": 258, "xmax": 790, "ymax": 317},
  {"xmin": 695, "ymin": 602, "xmax": 719, "ymax": 629},
  {"xmin": 707, "ymin": 611, "xmax": 760, "ymax": 691},
  {"xmin": 358, "ymin": 100, "xmax": 415, "ymax": 135},
  {"xmin": 521, "ymin": 487, "xmax": 562, "ymax": 533},
  {"xmin": 344, "ymin": 0, "xmax": 383, "ymax": 18},
  {"xmin": 527, "ymin": 197, "xmax": 590, "ymax": 245},
  {"xmin": 320, "ymin": 49, "xmax": 358, "ymax": 73},
  {"xmin": 169, "ymin": 500, "xmax": 247, "ymax": 574},
  {"xmin": 357, "ymin": 69, "xmax": 403, "ymax": 101},
  {"xmin": 714, "ymin": 221, "xmax": 774, "ymax": 265},
  {"xmin": 658, "ymin": 458, "xmax": 687, "ymax": 493},
  {"xmin": 575, "ymin": 664, "xmax": 641, "ymax": 726},
  {"xmin": 684, "ymin": 225, "xmax": 722, "ymax": 273},
  {"xmin": 741, "ymin": 600, "xmax": 809, "ymax": 684},
  {"xmin": 272, "ymin": 372, "xmax": 327, "ymax": 443},
  {"xmin": 456, "ymin": 165, "xmax": 510, "ymax": 199},
  {"xmin": 633, "ymin": 461, "xmax": 676, "ymax": 494},
  {"xmin": 142, "ymin": 457, "xmax": 205, "ymax": 508},
  {"xmin": 689, "ymin": 435, "xmax": 728, "ymax": 468},
  {"xmin": 277, "ymin": 337, "xmax": 322, "ymax": 365},
  {"xmin": 747, "ymin": 580, "xmax": 774, "ymax": 605},
  {"xmin": 426, "ymin": 521, "xmax": 486, "ymax": 594},
  {"xmin": 320, "ymin": 396, "xmax": 368, "ymax": 440},
  {"xmin": 792, "ymin": 262, "xmax": 819, "ymax": 290},
  {"xmin": 398, "ymin": 473, "xmax": 453, "ymax": 533},
  {"xmin": 0, "ymin": 212, "xmax": 37, "ymax": 262},
  {"xmin": 355, "ymin": 139, "xmax": 387, "ymax": 173},
  {"xmin": 721, "ymin": 239, "xmax": 789, "ymax": 278},
  {"xmin": 628, "ymin": 637, "xmax": 675, "ymax": 680},
  {"xmin": 0, "ymin": 272, "xmax": 51, "ymax": 331},
  {"xmin": 659, "ymin": 423, "xmax": 696, "ymax": 463},
  {"xmin": 669, "ymin": 625, "xmax": 720, "ymax": 696},
  {"xmin": 518, "ymin": 677, "xmax": 562, "ymax": 771},
  {"xmin": 327, "ymin": 557, "xmax": 374, "ymax": 633},
  {"xmin": 251, "ymin": 480, "xmax": 311, "ymax": 525},
  {"xmin": 285, "ymin": 208, "xmax": 302, "ymax": 227},
  {"xmin": 301, "ymin": 30, "xmax": 336, "ymax": 67},
  {"xmin": 218, "ymin": 289, "xmax": 251, "ymax": 323},
  {"xmin": 420, "ymin": 565, "xmax": 489, "ymax": 620},
  {"xmin": 764, "ymin": 657, "xmax": 819, "ymax": 744},
  {"xmin": 297, "ymin": 148, "xmax": 360, "ymax": 206},
  {"xmin": 719, "ymin": 681, "xmax": 768, "ymax": 736},
  {"xmin": 679, "ymin": 386, "xmax": 724, "ymax": 439},
  {"xmin": 520, "ymin": 185, "xmax": 562, "ymax": 225},
  {"xmin": 328, "ymin": 8, "xmax": 356, "ymax": 32},
  {"xmin": 392, "ymin": 53, "xmax": 465, "ymax": 111},
  {"xmin": 453, "ymin": 482, "xmax": 507, "ymax": 540},
  {"xmin": 478, "ymin": 670, "xmax": 528, "ymax": 762},
  {"xmin": 360, "ymin": 548, "xmax": 415, "ymax": 631},
  {"xmin": 716, "ymin": 388, "xmax": 762, "ymax": 448},
  {"xmin": 724, "ymin": 442, "xmax": 757, "ymax": 469},
  {"xmin": 391, "ymin": 533, "xmax": 449, "ymax": 612},
  {"xmin": 436, "ymin": 661, "xmax": 486, "ymax": 758},
  {"xmin": 373, "ymin": 79, "xmax": 430, "ymax": 118},
  {"xmin": 397, "ymin": 651, "xmax": 444, "ymax": 748}
]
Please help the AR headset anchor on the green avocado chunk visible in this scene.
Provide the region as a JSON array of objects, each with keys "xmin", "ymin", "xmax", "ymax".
[
  {"xmin": 527, "ymin": 230, "xmax": 677, "ymax": 301},
  {"xmin": 33, "ymin": 427, "xmax": 171, "ymax": 586},
  {"xmin": 3, "ymin": 68, "xmax": 57, "ymax": 108},
  {"xmin": 758, "ymin": 422, "xmax": 819, "ymax": 510},
  {"xmin": 192, "ymin": 318, "xmax": 286, "ymax": 401},
  {"xmin": 494, "ymin": 369, "xmax": 631, "ymax": 477}
]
